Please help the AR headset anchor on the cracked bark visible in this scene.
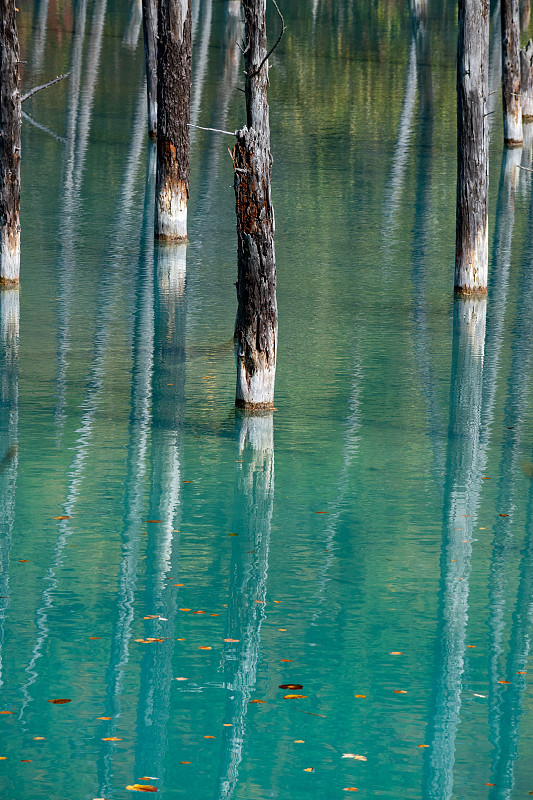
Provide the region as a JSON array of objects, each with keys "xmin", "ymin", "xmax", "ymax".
[
  {"xmin": 455, "ymin": 0, "xmax": 489, "ymax": 295},
  {"xmin": 501, "ymin": 0, "xmax": 523, "ymax": 145},
  {"xmin": 520, "ymin": 40, "xmax": 533, "ymax": 120},
  {"xmin": 0, "ymin": 0, "xmax": 21, "ymax": 285},
  {"xmin": 154, "ymin": 0, "xmax": 191, "ymax": 240},
  {"xmin": 232, "ymin": 0, "xmax": 277, "ymax": 409},
  {"xmin": 142, "ymin": 0, "xmax": 157, "ymax": 137}
]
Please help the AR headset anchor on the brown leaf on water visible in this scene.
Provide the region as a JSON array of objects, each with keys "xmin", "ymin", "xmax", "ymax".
[
  {"xmin": 228, "ymin": 533, "xmax": 238, "ymax": 536},
  {"xmin": 281, "ymin": 659, "xmax": 293, "ymax": 662},
  {"xmin": 180, "ymin": 761, "xmax": 191, "ymax": 764},
  {"xmin": 499, "ymin": 514, "xmax": 509, "ymax": 518},
  {"xmin": 393, "ymin": 690, "xmax": 407, "ymax": 694},
  {"xmin": 144, "ymin": 615, "xmax": 159, "ymax": 619},
  {"xmin": 126, "ymin": 785, "xmax": 157, "ymax": 792},
  {"xmin": 316, "ymin": 511, "xmax": 327, "ymax": 514},
  {"xmin": 48, "ymin": 699, "xmax": 71, "ymax": 704},
  {"xmin": 354, "ymin": 695, "xmax": 366, "ymax": 698},
  {"xmin": 19, "ymin": 560, "xmax": 29, "ymax": 563},
  {"xmin": 210, "ymin": 614, "xmax": 220, "ymax": 617},
  {"xmin": 484, "ymin": 783, "xmax": 496, "ymax": 787},
  {"xmin": 53, "ymin": 516, "xmax": 71, "ymax": 520},
  {"xmin": 21, "ymin": 759, "xmax": 32, "ymax": 762},
  {"xmin": 89, "ymin": 637, "xmax": 101, "ymax": 640},
  {"xmin": 343, "ymin": 788, "xmax": 358, "ymax": 792},
  {"xmin": 0, "ymin": 711, "xmax": 14, "ymax": 714},
  {"xmin": 249, "ymin": 700, "xmax": 266, "ymax": 704},
  {"xmin": 279, "ymin": 684, "xmax": 303, "ymax": 690},
  {"xmin": 192, "ymin": 611, "xmax": 205, "ymax": 615},
  {"xmin": 145, "ymin": 520, "xmax": 162, "ymax": 524},
  {"xmin": 497, "ymin": 680, "xmax": 510, "ymax": 685},
  {"xmin": 516, "ymin": 671, "xmax": 527, "ymax": 675},
  {"xmin": 102, "ymin": 737, "xmax": 122, "ymax": 741},
  {"xmin": 284, "ymin": 694, "xmax": 307, "ymax": 699},
  {"xmin": 198, "ymin": 646, "xmax": 212, "ymax": 650}
]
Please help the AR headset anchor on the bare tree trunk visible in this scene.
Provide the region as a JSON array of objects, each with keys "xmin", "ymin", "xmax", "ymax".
[
  {"xmin": 455, "ymin": 0, "xmax": 489, "ymax": 295},
  {"xmin": 154, "ymin": 0, "xmax": 192, "ymax": 241},
  {"xmin": 142, "ymin": 0, "xmax": 157, "ymax": 137},
  {"xmin": 520, "ymin": 40, "xmax": 533, "ymax": 119},
  {"xmin": 232, "ymin": 0, "xmax": 277, "ymax": 409},
  {"xmin": 502, "ymin": 0, "xmax": 523, "ymax": 145},
  {"xmin": 521, "ymin": 0, "xmax": 530, "ymax": 30},
  {"xmin": 0, "ymin": 0, "xmax": 21, "ymax": 285}
]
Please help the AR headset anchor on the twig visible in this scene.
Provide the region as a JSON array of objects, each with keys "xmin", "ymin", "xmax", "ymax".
[
  {"xmin": 188, "ymin": 123, "xmax": 235, "ymax": 136},
  {"xmin": 517, "ymin": 164, "xmax": 533, "ymax": 172},
  {"xmin": 21, "ymin": 73, "xmax": 70, "ymax": 103},
  {"xmin": 249, "ymin": 0, "xmax": 285, "ymax": 77},
  {"xmin": 21, "ymin": 110, "xmax": 66, "ymax": 143}
]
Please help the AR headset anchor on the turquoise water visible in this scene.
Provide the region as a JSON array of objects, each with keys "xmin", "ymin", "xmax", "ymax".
[{"xmin": 2, "ymin": 0, "xmax": 533, "ymax": 797}]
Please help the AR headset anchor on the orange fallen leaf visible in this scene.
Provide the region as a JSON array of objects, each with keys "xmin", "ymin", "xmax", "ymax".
[
  {"xmin": 224, "ymin": 638, "xmax": 239, "ymax": 642},
  {"xmin": 303, "ymin": 767, "xmax": 314, "ymax": 772},
  {"xmin": 316, "ymin": 511, "xmax": 328, "ymax": 514},
  {"xmin": 418, "ymin": 744, "xmax": 429, "ymax": 748},
  {"xmin": 499, "ymin": 514, "xmax": 509, "ymax": 518},
  {"xmin": 180, "ymin": 609, "xmax": 191, "ymax": 612},
  {"xmin": 53, "ymin": 516, "xmax": 71, "ymax": 520},
  {"xmin": 393, "ymin": 690, "xmax": 407, "ymax": 694},
  {"xmin": 467, "ymin": 645, "xmax": 476, "ymax": 648},
  {"xmin": 354, "ymin": 695, "xmax": 366, "ymax": 698},
  {"xmin": 89, "ymin": 637, "xmax": 101, "ymax": 640},
  {"xmin": 294, "ymin": 740, "xmax": 305, "ymax": 743},
  {"xmin": 174, "ymin": 584, "xmax": 184, "ymax": 587},
  {"xmin": 390, "ymin": 652, "xmax": 402, "ymax": 655},
  {"xmin": 102, "ymin": 737, "xmax": 122, "ymax": 741},
  {"xmin": 0, "ymin": 757, "xmax": 6, "ymax": 760},
  {"xmin": 192, "ymin": 610, "xmax": 205, "ymax": 614},
  {"xmin": 281, "ymin": 659, "xmax": 293, "ymax": 662},
  {"xmin": 204, "ymin": 735, "xmax": 215, "ymax": 739},
  {"xmin": 210, "ymin": 614, "xmax": 220, "ymax": 617},
  {"xmin": 180, "ymin": 761, "xmax": 191, "ymax": 764},
  {"xmin": 126, "ymin": 785, "xmax": 157, "ymax": 792},
  {"xmin": 98, "ymin": 717, "xmax": 112, "ymax": 720},
  {"xmin": 176, "ymin": 638, "xmax": 186, "ymax": 641},
  {"xmin": 484, "ymin": 784, "xmax": 496, "ymax": 787},
  {"xmin": 279, "ymin": 684, "xmax": 303, "ymax": 690},
  {"xmin": 249, "ymin": 699, "xmax": 266, "ymax": 704},
  {"xmin": 183, "ymin": 481, "xmax": 191, "ymax": 484},
  {"xmin": 273, "ymin": 600, "xmax": 281, "ymax": 603},
  {"xmin": 0, "ymin": 711, "xmax": 13, "ymax": 715},
  {"xmin": 175, "ymin": 677, "xmax": 188, "ymax": 681},
  {"xmin": 516, "ymin": 671, "xmax": 527, "ymax": 674},
  {"xmin": 144, "ymin": 615, "xmax": 159, "ymax": 620},
  {"xmin": 33, "ymin": 737, "xmax": 45, "ymax": 740},
  {"xmin": 21, "ymin": 759, "xmax": 32, "ymax": 762},
  {"xmin": 19, "ymin": 560, "xmax": 29, "ymax": 563},
  {"xmin": 284, "ymin": 694, "xmax": 307, "ymax": 699},
  {"xmin": 278, "ymin": 629, "xmax": 287, "ymax": 632},
  {"xmin": 48, "ymin": 699, "xmax": 71, "ymax": 704},
  {"xmin": 198, "ymin": 646, "xmax": 212, "ymax": 650},
  {"xmin": 343, "ymin": 789, "xmax": 358, "ymax": 792},
  {"xmin": 497, "ymin": 680, "xmax": 510, "ymax": 684}
]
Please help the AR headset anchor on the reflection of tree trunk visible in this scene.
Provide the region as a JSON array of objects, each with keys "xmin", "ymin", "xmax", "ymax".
[
  {"xmin": 0, "ymin": 289, "xmax": 18, "ymax": 689},
  {"xmin": 489, "ymin": 2, "xmax": 502, "ymax": 129},
  {"xmin": 486, "ymin": 190, "xmax": 533, "ymax": 794},
  {"xmin": 142, "ymin": 0, "xmax": 158, "ymax": 136},
  {"xmin": 189, "ymin": 0, "xmax": 213, "ymax": 141},
  {"xmin": 216, "ymin": 413, "xmax": 273, "ymax": 800},
  {"xmin": 31, "ymin": 0, "xmax": 49, "ymax": 74},
  {"xmin": 521, "ymin": 0, "xmax": 531, "ymax": 30},
  {"xmin": 123, "ymin": 0, "xmax": 143, "ymax": 50},
  {"xmin": 134, "ymin": 241, "xmax": 186, "ymax": 783},
  {"xmin": 19, "ymin": 91, "xmax": 147, "ymax": 719},
  {"xmin": 96, "ymin": 142, "xmax": 156, "ymax": 797},
  {"xmin": 423, "ymin": 298, "xmax": 487, "ymax": 800}
]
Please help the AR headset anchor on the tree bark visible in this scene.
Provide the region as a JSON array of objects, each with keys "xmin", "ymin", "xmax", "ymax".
[
  {"xmin": 502, "ymin": 0, "xmax": 523, "ymax": 145},
  {"xmin": 232, "ymin": 0, "xmax": 277, "ymax": 409},
  {"xmin": 0, "ymin": 0, "xmax": 21, "ymax": 285},
  {"xmin": 154, "ymin": 0, "xmax": 192, "ymax": 241},
  {"xmin": 455, "ymin": 0, "xmax": 489, "ymax": 295},
  {"xmin": 521, "ymin": 0, "xmax": 530, "ymax": 30},
  {"xmin": 141, "ymin": 0, "xmax": 157, "ymax": 137},
  {"xmin": 520, "ymin": 40, "xmax": 533, "ymax": 119}
]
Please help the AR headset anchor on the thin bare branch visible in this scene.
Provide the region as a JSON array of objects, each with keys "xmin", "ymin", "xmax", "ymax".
[
  {"xmin": 21, "ymin": 73, "xmax": 70, "ymax": 103},
  {"xmin": 249, "ymin": 0, "xmax": 285, "ymax": 77}
]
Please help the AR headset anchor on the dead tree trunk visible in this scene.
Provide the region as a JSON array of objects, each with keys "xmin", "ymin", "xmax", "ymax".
[
  {"xmin": 0, "ymin": 0, "xmax": 21, "ymax": 285},
  {"xmin": 232, "ymin": 0, "xmax": 278, "ymax": 409},
  {"xmin": 141, "ymin": 0, "xmax": 157, "ymax": 137},
  {"xmin": 520, "ymin": 40, "xmax": 533, "ymax": 119},
  {"xmin": 455, "ymin": 0, "xmax": 489, "ymax": 295},
  {"xmin": 154, "ymin": 0, "xmax": 192, "ymax": 240},
  {"xmin": 502, "ymin": 0, "xmax": 523, "ymax": 145},
  {"xmin": 521, "ymin": 0, "xmax": 530, "ymax": 30}
]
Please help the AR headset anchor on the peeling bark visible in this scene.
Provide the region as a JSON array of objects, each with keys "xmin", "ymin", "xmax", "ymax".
[
  {"xmin": 455, "ymin": 0, "xmax": 489, "ymax": 296},
  {"xmin": 501, "ymin": 0, "xmax": 523, "ymax": 145},
  {"xmin": 0, "ymin": 0, "xmax": 21, "ymax": 285},
  {"xmin": 233, "ymin": 0, "xmax": 278, "ymax": 410},
  {"xmin": 154, "ymin": 0, "xmax": 192, "ymax": 240},
  {"xmin": 520, "ymin": 40, "xmax": 533, "ymax": 120},
  {"xmin": 141, "ymin": 0, "xmax": 157, "ymax": 137}
]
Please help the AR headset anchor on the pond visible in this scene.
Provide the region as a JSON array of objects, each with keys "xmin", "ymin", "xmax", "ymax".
[{"xmin": 1, "ymin": 0, "xmax": 533, "ymax": 797}]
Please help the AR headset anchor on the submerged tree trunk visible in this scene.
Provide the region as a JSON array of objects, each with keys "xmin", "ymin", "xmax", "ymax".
[
  {"xmin": 0, "ymin": 0, "xmax": 21, "ymax": 285},
  {"xmin": 455, "ymin": 0, "xmax": 489, "ymax": 295},
  {"xmin": 502, "ymin": 0, "xmax": 523, "ymax": 145},
  {"xmin": 154, "ymin": 0, "xmax": 192, "ymax": 240},
  {"xmin": 232, "ymin": 0, "xmax": 277, "ymax": 409},
  {"xmin": 521, "ymin": 0, "xmax": 531, "ymax": 30},
  {"xmin": 141, "ymin": 0, "xmax": 157, "ymax": 137},
  {"xmin": 520, "ymin": 40, "xmax": 533, "ymax": 120}
]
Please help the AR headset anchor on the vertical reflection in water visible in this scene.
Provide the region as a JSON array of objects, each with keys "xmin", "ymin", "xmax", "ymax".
[
  {"xmin": 423, "ymin": 298, "xmax": 487, "ymax": 800},
  {"xmin": 31, "ymin": 0, "xmax": 50, "ymax": 75},
  {"xmin": 0, "ymin": 290, "xmax": 19, "ymax": 690},
  {"xmin": 190, "ymin": 0, "xmax": 213, "ymax": 141},
  {"xmin": 19, "ymin": 90, "xmax": 147, "ymax": 719},
  {"xmin": 197, "ymin": 0, "xmax": 242, "ymax": 211},
  {"xmin": 381, "ymin": 1, "xmax": 420, "ymax": 236},
  {"xmin": 487, "ymin": 469, "xmax": 533, "ymax": 799},
  {"xmin": 192, "ymin": 0, "xmax": 201, "ymax": 45},
  {"xmin": 123, "ymin": 0, "xmax": 143, "ymax": 50},
  {"xmin": 486, "ymin": 191, "xmax": 533, "ymax": 794},
  {"xmin": 96, "ymin": 142, "xmax": 156, "ymax": 797},
  {"xmin": 311, "ymin": 356, "xmax": 361, "ymax": 622},
  {"xmin": 216, "ymin": 413, "xmax": 274, "ymax": 800},
  {"xmin": 54, "ymin": 0, "xmax": 94, "ymax": 437},
  {"xmin": 410, "ymin": 6, "xmax": 446, "ymax": 484},
  {"xmin": 134, "ymin": 241, "xmax": 187, "ymax": 784},
  {"xmin": 488, "ymin": 1, "xmax": 502, "ymax": 129}
]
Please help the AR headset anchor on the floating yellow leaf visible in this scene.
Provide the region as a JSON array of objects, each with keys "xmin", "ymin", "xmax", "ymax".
[
  {"xmin": 343, "ymin": 789, "xmax": 358, "ymax": 792},
  {"xmin": 199, "ymin": 646, "xmax": 212, "ymax": 650},
  {"xmin": 175, "ymin": 677, "xmax": 188, "ymax": 681},
  {"xmin": 249, "ymin": 699, "xmax": 266, "ymax": 704},
  {"xmin": 180, "ymin": 609, "xmax": 191, "ymax": 612},
  {"xmin": 354, "ymin": 695, "xmax": 366, "ymax": 698},
  {"xmin": 204, "ymin": 735, "xmax": 215, "ymax": 739},
  {"xmin": 33, "ymin": 737, "xmax": 45, "ymax": 740},
  {"xmin": 284, "ymin": 694, "xmax": 307, "ymax": 699},
  {"xmin": 0, "ymin": 757, "xmax": 6, "ymax": 760},
  {"xmin": 223, "ymin": 723, "xmax": 232, "ymax": 726},
  {"xmin": 418, "ymin": 744, "xmax": 429, "ymax": 748},
  {"xmin": 303, "ymin": 767, "xmax": 314, "ymax": 772},
  {"xmin": 53, "ymin": 516, "xmax": 71, "ymax": 520},
  {"xmin": 294, "ymin": 740, "xmax": 305, "ymax": 743},
  {"xmin": 180, "ymin": 761, "xmax": 191, "ymax": 764},
  {"xmin": 126, "ymin": 785, "xmax": 157, "ymax": 792},
  {"xmin": 144, "ymin": 615, "xmax": 159, "ymax": 620},
  {"xmin": 390, "ymin": 652, "xmax": 402, "ymax": 656},
  {"xmin": 98, "ymin": 717, "xmax": 112, "ymax": 720},
  {"xmin": 224, "ymin": 638, "xmax": 239, "ymax": 643},
  {"xmin": 497, "ymin": 680, "xmax": 510, "ymax": 685},
  {"xmin": 278, "ymin": 629, "xmax": 287, "ymax": 632},
  {"xmin": 174, "ymin": 584, "xmax": 184, "ymax": 587},
  {"xmin": 102, "ymin": 737, "xmax": 122, "ymax": 741},
  {"xmin": 393, "ymin": 690, "xmax": 407, "ymax": 694}
]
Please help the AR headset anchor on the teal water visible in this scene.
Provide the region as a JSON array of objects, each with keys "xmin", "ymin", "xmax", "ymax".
[{"xmin": 2, "ymin": 0, "xmax": 533, "ymax": 798}]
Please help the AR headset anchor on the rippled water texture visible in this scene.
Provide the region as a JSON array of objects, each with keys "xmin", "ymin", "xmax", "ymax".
[{"xmin": 1, "ymin": 0, "xmax": 533, "ymax": 797}]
